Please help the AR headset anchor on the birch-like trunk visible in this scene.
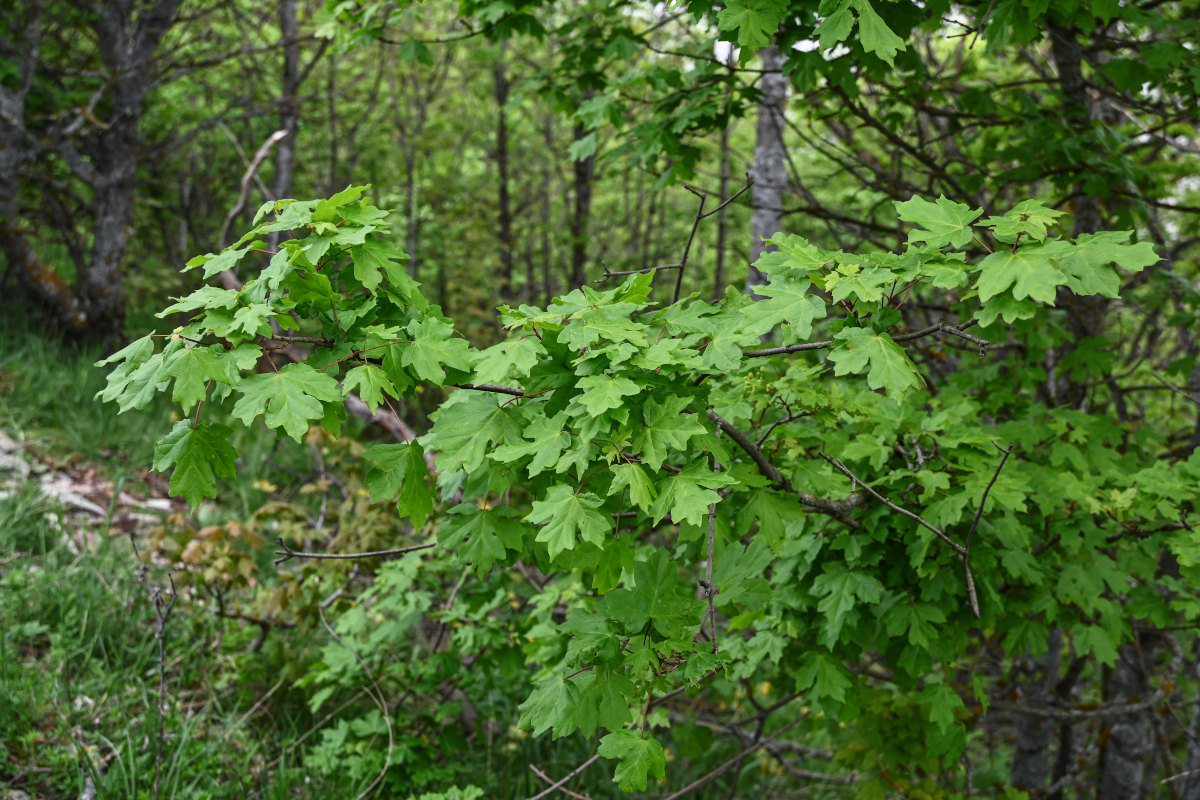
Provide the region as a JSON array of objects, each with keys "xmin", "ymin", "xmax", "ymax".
[{"xmin": 746, "ymin": 43, "xmax": 787, "ymax": 295}]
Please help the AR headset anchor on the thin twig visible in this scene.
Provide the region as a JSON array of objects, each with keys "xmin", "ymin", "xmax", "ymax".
[
  {"xmin": 526, "ymin": 754, "xmax": 603, "ymax": 800},
  {"xmin": 819, "ymin": 453, "xmax": 966, "ymax": 555},
  {"xmin": 820, "ymin": 452, "xmax": 985, "ymax": 618},
  {"xmin": 317, "ymin": 607, "xmax": 394, "ymax": 800},
  {"xmin": 218, "ymin": 128, "xmax": 287, "ymax": 248},
  {"xmin": 595, "ymin": 263, "xmax": 682, "ymax": 281},
  {"xmin": 699, "ymin": 177, "xmax": 753, "ymax": 220},
  {"xmin": 273, "ymin": 537, "xmax": 434, "ymax": 565},
  {"xmin": 674, "ymin": 188, "xmax": 708, "ymax": 303},
  {"xmin": 701, "ymin": 458, "xmax": 721, "ymax": 654},
  {"xmin": 529, "ymin": 765, "xmax": 592, "ymax": 800},
  {"xmin": 661, "ymin": 716, "xmax": 805, "ymax": 799},
  {"xmin": 456, "ymin": 382, "xmax": 528, "ymax": 397}
]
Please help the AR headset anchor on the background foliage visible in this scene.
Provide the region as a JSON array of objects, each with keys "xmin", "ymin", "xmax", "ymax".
[{"xmin": 2, "ymin": 0, "xmax": 1200, "ymax": 798}]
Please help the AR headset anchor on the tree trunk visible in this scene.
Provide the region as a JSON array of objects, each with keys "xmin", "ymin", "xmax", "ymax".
[
  {"xmin": 747, "ymin": 43, "xmax": 787, "ymax": 295},
  {"xmin": 1099, "ymin": 639, "xmax": 1154, "ymax": 800},
  {"xmin": 1010, "ymin": 628, "xmax": 1062, "ymax": 791},
  {"xmin": 494, "ymin": 44, "xmax": 515, "ymax": 299},
  {"xmin": 541, "ymin": 114, "xmax": 555, "ymax": 306},
  {"xmin": 1, "ymin": 0, "xmax": 181, "ymax": 341},
  {"xmin": 267, "ymin": 0, "xmax": 299, "ymax": 255},
  {"xmin": 715, "ymin": 119, "xmax": 732, "ymax": 299},
  {"xmin": 1048, "ymin": 22, "xmax": 1107, "ymax": 408},
  {"xmin": 1180, "ymin": 661, "xmax": 1200, "ymax": 800},
  {"xmin": 569, "ymin": 94, "xmax": 595, "ymax": 290}
]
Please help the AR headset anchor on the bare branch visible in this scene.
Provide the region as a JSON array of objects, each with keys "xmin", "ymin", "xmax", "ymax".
[{"xmin": 273, "ymin": 537, "xmax": 434, "ymax": 565}]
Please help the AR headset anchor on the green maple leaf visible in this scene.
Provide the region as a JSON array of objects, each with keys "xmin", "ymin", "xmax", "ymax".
[
  {"xmin": 717, "ymin": 0, "xmax": 787, "ymax": 51},
  {"xmin": 884, "ymin": 602, "xmax": 946, "ymax": 648},
  {"xmin": 1071, "ymin": 623, "xmax": 1119, "ymax": 666},
  {"xmin": 851, "ymin": 0, "xmax": 906, "ymax": 65},
  {"xmin": 422, "ymin": 392, "xmax": 520, "ymax": 474},
  {"xmin": 634, "ymin": 395, "xmax": 706, "ymax": 471},
  {"xmin": 579, "ymin": 666, "xmax": 637, "ymax": 732},
  {"xmin": 711, "ymin": 538, "xmax": 775, "ymax": 609},
  {"xmin": 826, "ymin": 262, "xmax": 895, "ymax": 304},
  {"xmin": 96, "ymin": 335, "xmax": 167, "ymax": 412},
  {"xmin": 438, "ymin": 504, "xmax": 527, "ymax": 575},
  {"xmin": 1058, "ymin": 231, "xmax": 1159, "ymax": 298},
  {"xmin": 152, "ymin": 421, "xmax": 238, "ymax": 507},
  {"xmin": 231, "ymin": 362, "xmax": 343, "ymax": 441},
  {"xmin": 609, "ymin": 462, "xmax": 657, "ymax": 511},
  {"xmin": 650, "ymin": 463, "xmax": 736, "ymax": 527},
  {"xmin": 574, "ymin": 374, "xmax": 640, "ymax": 416},
  {"xmin": 703, "ymin": 320, "xmax": 755, "ymax": 371},
  {"xmin": 816, "ymin": 4, "xmax": 854, "ymax": 49},
  {"xmin": 518, "ymin": 673, "xmax": 576, "ymax": 737},
  {"xmin": 795, "ymin": 651, "xmax": 852, "ymax": 702},
  {"xmin": 230, "ymin": 303, "xmax": 273, "ymax": 338},
  {"xmin": 342, "ymin": 364, "xmax": 397, "ymax": 414},
  {"xmin": 894, "ymin": 195, "xmax": 982, "ymax": 249},
  {"xmin": 921, "ymin": 681, "xmax": 965, "ymax": 732},
  {"xmin": 603, "ymin": 550, "xmax": 703, "ymax": 639},
  {"xmin": 350, "ymin": 240, "xmax": 408, "ymax": 292},
  {"xmin": 811, "ymin": 566, "xmax": 883, "ymax": 647},
  {"xmin": 597, "ymin": 730, "xmax": 666, "ymax": 792},
  {"xmin": 561, "ymin": 307, "xmax": 648, "ymax": 353},
  {"xmin": 184, "ymin": 246, "xmax": 252, "ymax": 280},
  {"xmin": 828, "ymin": 327, "xmax": 922, "ymax": 394},
  {"xmin": 472, "ymin": 336, "xmax": 544, "ymax": 384},
  {"xmin": 525, "ymin": 484, "xmax": 610, "ymax": 560},
  {"xmin": 978, "ymin": 199, "xmax": 1065, "ymax": 242},
  {"xmin": 630, "ymin": 338, "xmax": 703, "ymax": 371},
  {"xmin": 158, "ymin": 285, "xmax": 241, "ymax": 317},
  {"xmin": 161, "ymin": 345, "xmax": 234, "ymax": 413},
  {"xmin": 363, "ymin": 442, "xmax": 434, "ymax": 526},
  {"xmin": 754, "ymin": 234, "xmax": 836, "ymax": 279},
  {"xmin": 975, "ymin": 240, "xmax": 1072, "ymax": 303},
  {"xmin": 740, "ymin": 279, "xmax": 826, "ymax": 338},
  {"xmin": 975, "ymin": 293, "xmax": 1039, "ymax": 327},
  {"xmin": 402, "ymin": 317, "xmax": 475, "ymax": 384},
  {"xmin": 491, "ymin": 412, "xmax": 571, "ymax": 477}
]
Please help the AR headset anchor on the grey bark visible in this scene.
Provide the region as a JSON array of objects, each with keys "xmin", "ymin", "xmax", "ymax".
[
  {"xmin": 714, "ymin": 119, "xmax": 732, "ymax": 299},
  {"xmin": 746, "ymin": 44, "xmax": 787, "ymax": 294},
  {"xmin": 1010, "ymin": 628, "xmax": 1062, "ymax": 791},
  {"xmin": 1048, "ymin": 23, "xmax": 1108, "ymax": 408},
  {"xmin": 540, "ymin": 114, "xmax": 555, "ymax": 306},
  {"xmin": 1180, "ymin": 661, "xmax": 1200, "ymax": 800},
  {"xmin": 273, "ymin": 0, "xmax": 299, "ymax": 203},
  {"xmin": 569, "ymin": 104, "xmax": 595, "ymax": 290},
  {"xmin": 0, "ymin": 0, "xmax": 182, "ymax": 340},
  {"xmin": 493, "ymin": 44, "xmax": 515, "ymax": 299},
  {"xmin": 1099, "ymin": 641, "xmax": 1154, "ymax": 800},
  {"xmin": 262, "ymin": 0, "xmax": 299, "ymax": 257}
]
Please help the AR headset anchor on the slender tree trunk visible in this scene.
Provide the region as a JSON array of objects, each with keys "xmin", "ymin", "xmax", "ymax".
[
  {"xmin": 715, "ymin": 119, "xmax": 732, "ymax": 299},
  {"xmin": 266, "ymin": 0, "xmax": 299, "ymax": 255},
  {"xmin": 327, "ymin": 56, "xmax": 341, "ymax": 194},
  {"xmin": 1, "ymin": 0, "xmax": 181, "ymax": 340},
  {"xmin": 1180, "ymin": 661, "xmax": 1200, "ymax": 800},
  {"xmin": 493, "ymin": 44, "xmax": 515, "ymax": 299},
  {"xmin": 1048, "ymin": 22, "xmax": 1108, "ymax": 408},
  {"xmin": 569, "ymin": 94, "xmax": 595, "ymax": 290},
  {"xmin": 1010, "ymin": 629, "xmax": 1062, "ymax": 791},
  {"xmin": 1099, "ymin": 639, "xmax": 1155, "ymax": 800},
  {"xmin": 406, "ymin": 149, "xmax": 420, "ymax": 280},
  {"xmin": 541, "ymin": 115, "xmax": 554, "ymax": 306},
  {"xmin": 747, "ymin": 43, "xmax": 787, "ymax": 295}
]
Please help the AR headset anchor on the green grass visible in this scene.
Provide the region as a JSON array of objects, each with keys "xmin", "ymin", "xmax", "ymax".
[
  {"xmin": 0, "ymin": 316, "xmax": 175, "ymax": 484},
  {"xmin": 0, "ymin": 321, "xmax": 332, "ymax": 798}
]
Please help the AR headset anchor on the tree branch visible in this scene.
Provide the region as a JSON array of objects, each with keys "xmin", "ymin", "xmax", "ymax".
[{"xmin": 273, "ymin": 537, "xmax": 434, "ymax": 565}]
